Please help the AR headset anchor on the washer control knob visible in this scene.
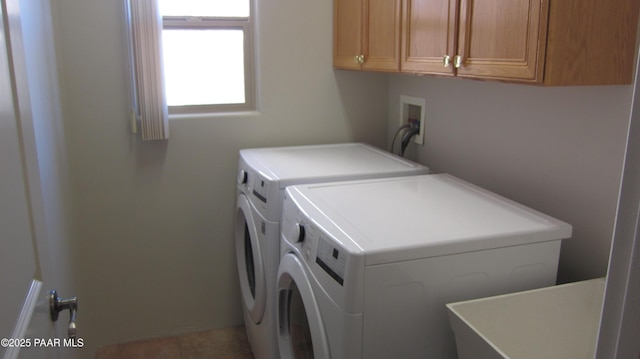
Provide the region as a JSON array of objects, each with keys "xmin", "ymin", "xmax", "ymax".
[
  {"xmin": 238, "ymin": 170, "xmax": 248, "ymax": 185},
  {"xmin": 296, "ymin": 223, "xmax": 306, "ymax": 243}
]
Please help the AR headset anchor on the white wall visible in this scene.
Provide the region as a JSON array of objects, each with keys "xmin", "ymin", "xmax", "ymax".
[
  {"xmin": 388, "ymin": 75, "xmax": 632, "ymax": 284},
  {"xmin": 50, "ymin": 0, "xmax": 388, "ymax": 356}
]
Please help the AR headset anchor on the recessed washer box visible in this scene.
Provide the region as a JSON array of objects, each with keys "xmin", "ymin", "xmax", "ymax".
[{"xmin": 399, "ymin": 95, "xmax": 425, "ymax": 145}]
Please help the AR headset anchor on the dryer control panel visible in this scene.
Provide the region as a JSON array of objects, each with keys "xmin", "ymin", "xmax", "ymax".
[{"xmin": 316, "ymin": 236, "xmax": 346, "ymax": 286}]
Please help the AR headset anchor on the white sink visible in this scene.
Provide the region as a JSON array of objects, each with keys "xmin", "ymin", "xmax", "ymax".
[{"xmin": 447, "ymin": 278, "xmax": 605, "ymax": 359}]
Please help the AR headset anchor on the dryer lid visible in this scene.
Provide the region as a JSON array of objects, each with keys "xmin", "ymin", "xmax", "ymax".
[
  {"xmin": 286, "ymin": 174, "xmax": 572, "ymax": 265},
  {"xmin": 239, "ymin": 143, "xmax": 428, "ymax": 188}
]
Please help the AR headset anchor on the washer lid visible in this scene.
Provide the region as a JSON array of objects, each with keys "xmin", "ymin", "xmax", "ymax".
[
  {"xmin": 239, "ymin": 143, "xmax": 428, "ymax": 188},
  {"xmin": 286, "ymin": 174, "xmax": 572, "ymax": 265}
]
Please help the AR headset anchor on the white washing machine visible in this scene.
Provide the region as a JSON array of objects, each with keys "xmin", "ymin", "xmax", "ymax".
[
  {"xmin": 276, "ymin": 174, "xmax": 572, "ymax": 359},
  {"xmin": 234, "ymin": 143, "xmax": 430, "ymax": 359}
]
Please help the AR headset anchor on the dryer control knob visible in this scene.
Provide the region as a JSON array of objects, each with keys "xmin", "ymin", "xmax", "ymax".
[
  {"xmin": 238, "ymin": 170, "xmax": 248, "ymax": 185},
  {"xmin": 296, "ymin": 223, "xmax": 306, "ymax": 243}
]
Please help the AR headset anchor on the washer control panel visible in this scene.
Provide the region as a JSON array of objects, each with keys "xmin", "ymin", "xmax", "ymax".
[{"xmin": 251, "ymin": 174, "xmax": 269, "ymax": 204}]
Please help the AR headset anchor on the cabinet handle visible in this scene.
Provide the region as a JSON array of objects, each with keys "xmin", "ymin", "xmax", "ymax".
[
  {"xmin": 454, "ymin": 55, "xmax": 462, "ymax": 69},
  {"xmin": 358, "ymin": 54, "xmax": 365, "ymax": 64},
  {"xmin": 354, "ymin": 55, "xmax": 360, "ymax": 64},
  {"xmin": 443, "ymin": 55, "xmax": 451, "ymax": 67}
]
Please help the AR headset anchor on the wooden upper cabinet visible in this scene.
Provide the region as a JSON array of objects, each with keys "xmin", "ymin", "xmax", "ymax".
[
  {"xmin": 543, "ymin": 0, "xmax": 640, "ymax": 86},
  {"xmin": 401, "ymin": 0, "xmax": 458, "ymax": 76},
  {"xmin": 454, "ymin": 0, "xmax": 640, "ymax": 85},
  {"xmin": 334, "ymin": 0, "xmax": 401, "ymax": 72},
  {"xmin": 455, "ymin": 0, "xmax": 547, "ymax": 82},
  {"xmin": 334, "ymin": 0, "xmax": 363, "ymax": 70},
  {"xmin": 401, "ymin": 0, "xmax": 547, "ymax": 81},
  {"xmin": 338, "ymin": 0, "xmax": 640, "ymax": 85}
]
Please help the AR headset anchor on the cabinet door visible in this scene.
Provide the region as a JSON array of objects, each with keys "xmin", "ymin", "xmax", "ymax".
[
  {"xmin": 456, "ymin": 0, "xmax": 548, "ymax": 82},
  {"xmin": 401, "ymin": 0, "xmax": 458, "ymax": 75},
  {"xmin": 362, "ymin": 0, "xmax": 401, "ymax": 71},
  {"xmin": 334, "ymin": 0, "xmax": 363, "ymax": 70}
]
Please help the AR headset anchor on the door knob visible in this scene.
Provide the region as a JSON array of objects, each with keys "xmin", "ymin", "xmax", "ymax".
[{"xmin": 49, "ymin": 290, "xmax": 78, "ymax": 339}]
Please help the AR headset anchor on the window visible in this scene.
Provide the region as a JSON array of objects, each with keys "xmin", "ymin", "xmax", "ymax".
[
  {"xmin": 159, "ymin": 0, "xmax": 254, "ymax": 114},
  {"xmin": 126, "ymin": 0, "xmax": 254, "ymax": 140}
]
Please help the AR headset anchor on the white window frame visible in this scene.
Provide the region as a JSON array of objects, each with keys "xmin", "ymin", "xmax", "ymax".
[
  {"xmin": 162, "ymin": 9, "xmax": 255, "ymax": 115},
  {"xmin": 125, "ymin": 0, "xmax": 256, "ymax": 140}
]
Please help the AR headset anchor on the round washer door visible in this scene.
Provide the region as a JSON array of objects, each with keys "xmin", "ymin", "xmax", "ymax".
[
  {"xmin": 235, "ymin": 194, "xmax": 266, "ymax": 324},
  {"xmin": 277, "ymin": 252, "xmax": 330, "ymax": 359}
]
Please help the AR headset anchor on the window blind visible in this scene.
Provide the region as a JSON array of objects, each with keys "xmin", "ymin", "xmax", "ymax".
[{"xmin": 125, "ymin": 0, "xmax": 169, "ymax": 141}]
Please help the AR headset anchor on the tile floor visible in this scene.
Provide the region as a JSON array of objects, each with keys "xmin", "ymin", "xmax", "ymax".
[{"xmin": 94, "ymin": 326, "xmax": 255, "ymax": 359}]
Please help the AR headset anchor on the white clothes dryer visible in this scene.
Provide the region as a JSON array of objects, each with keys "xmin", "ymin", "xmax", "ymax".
[
  {"xmin": 234, "ymin": 143, "xmax": 429, "ymax": 359},
  {"xmin": 276, "ymin": 174, "xmax": 572, "ymax": 359}
]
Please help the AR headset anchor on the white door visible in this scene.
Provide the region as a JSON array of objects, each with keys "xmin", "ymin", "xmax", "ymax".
[
  {"xmin": 235, "ymin": 194, "xmax": 267, "ymax": 323},
  {"xmin": 1, "ymin": 0, "xmax": 73, "ymax": 358},
  {"xmin": 276, "ymin": 253, "xmax": 330, "ymax": 359},
  {"xmin": 0, "ymin": 0, "xmax": 39, "ymax": 353}
]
